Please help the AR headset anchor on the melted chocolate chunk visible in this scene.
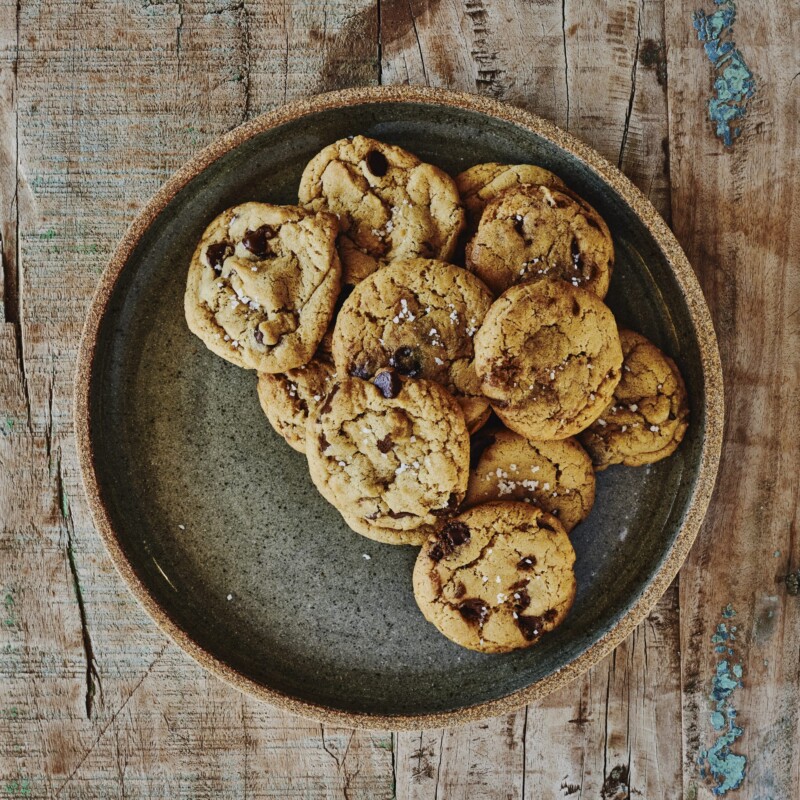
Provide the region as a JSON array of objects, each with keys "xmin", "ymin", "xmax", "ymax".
[
  {"xmin": 430, "ymin": 493, "xmax": 460, "ymax": 517},
  {"xmin": 469, "ymin": 430, "xmax": 497, "ymax": 469},
  {"xmin": 458, "ymin": 598, "xmax": 489, "ymax": 626},
  {"xmin": 429, "ymin": 520, "xmax": 471, "ymax": 562},
  {"xmin": 242, "ymin": 225, "xmax": 276, "ymax": 257},
  {"xmin": 350, "ymin": 363, "xmax": 373, "ymax": 380},
  {"xmin": 572, "ymin": 297, "xmax": 582, "ymax": 315},
  {"xmin": 318, "ymin": 433, "xmax": 330, "ymax": 452},
  {"xmin": 570, "ymin": 239, "xmax": 583, "ymax": 273},
  {"xmin": 453, "ymin": 582, "xmax": 467, "ymax": 599},
  {"xmin": 389, "ymin": 346, "xmax": 421, "ymax": 377},
  {"xmin": 517, "ymin": 555, "xmax": 537, "ymax": 570},
  {"xmin": 376, "ymin": 434, "xmax": 393, "ymax": 453},
  {"xmin": 253, "ymin": 328, "xmax": 264, "ymax": 345},
  {"xmin": 206, "ymin": 241, "xmax": 232, "ymax": 273},
  {"xmin": 517, "ymin": 614, "xmax": 543, "ymax": 641},
  {"xmin": 319, "ymin": 384, "xmax": 340, "ymax": 415},
  {"xmin": 365, "ymin": 150, "xmax": 388, "ymax": 177},
  {"xmin": 373, "ymin": 370, "xmax": 402, "ymax": 399},
  {"xmin": 512, "ymin": 588, "xmax": 531, "ymax": 612}
]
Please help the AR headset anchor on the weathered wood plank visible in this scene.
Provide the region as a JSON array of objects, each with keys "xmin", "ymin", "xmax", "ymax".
[
  {"xmin": 665, "ymin": 0, "xmax": 800, "ymax": 797},
  {"xmin": 0, "ymin": 0, "xmax": 382, "ymax": 797}
]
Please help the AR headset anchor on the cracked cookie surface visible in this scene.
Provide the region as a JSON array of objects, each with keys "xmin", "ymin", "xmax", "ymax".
[
  {"xmin": 258, "ymin": 358, "xmax": 338, "ymax": 453},
  {"xmin": 412, "ymin": 501, "xmax": 576, "ymax": 653},
  {"xmin": 465, "ymin": 184, "xmax": 613, "ymax": 297},
  {"xmin": 579, "ymin": 329, "xmax": 689, "ymax": 469},
  {"xmin": 465, "ymin": 428, "xmax": 595, "ymax": 532},
  {"xmin": 455, "ymin": 162, "xmax": 568, "ymax": 232},
  {"xmin": 185, "ymin": 202, "xmax": 341, "ymax": 372},
  {"xmin": 305, "ymin": 373, "xmax": 470, "ymax": 545},
  {"xmin": 298, "ymin": 136, "xmax": 465, "ymax": 284},
  {"xmin": 331, "ymin": 259, "xmax": 493, "ymax": 432},
  {"xmin": 474, "ymin": 279, "xmax": 623, "ymax": 440}
]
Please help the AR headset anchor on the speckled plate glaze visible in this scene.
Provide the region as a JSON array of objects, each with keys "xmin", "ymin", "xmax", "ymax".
[{"xmin": 75, "ymin": 86, "xmax": 723, "ymax": 730}]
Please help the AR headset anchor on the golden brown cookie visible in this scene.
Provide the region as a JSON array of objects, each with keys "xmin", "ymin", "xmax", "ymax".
[
  {"xmin": 412, "ymin": 501, "xmax": 576, "ymax": 653},
  {"xmin": 465, "ymin": 428, "xmax": 595, "ymax": 532},
  {"xmin": 257, "ymin": 359, "xmax": 338, "ymax": 453},
  {"xmin": 298, "ymin": 136, "xmax": 465, "ymax": 284},
  {"xmin": 474, "ymin": 280, "xmax": 623, "ymax": 440},
  {"xmin": 331, "ymin": 259, "xmax": 493, "ymax": 432},
  {"xmin": 185, "ymin": 202, "xmax": 341, "ymax": 372},
  {"xmin": 579, "ymin": 329, "xmax": 689, "ymax": 469},
  {"xmin": 455, "ymin": 162, "xmax": 568, "ymax": 232},
  {"xmin": 305, "ymin": 372, "xmax": 470, "ymax": 545},
  {"xmin": 465, "ymin": 184, "xmax": 613, "ymax": 297}
]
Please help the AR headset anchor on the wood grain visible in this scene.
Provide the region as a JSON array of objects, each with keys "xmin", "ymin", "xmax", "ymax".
[
  {"xmin": 0, "ymin": 0, "xmax": 796, "ymax": 796},
  {"xmin": 665, "ymin": 1, "xmax": 800, "ymax": 797}
]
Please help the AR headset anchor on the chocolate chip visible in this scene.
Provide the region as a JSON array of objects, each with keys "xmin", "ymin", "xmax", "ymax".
[
  {"xmin": 517, "ymin": 556, "xmax": 537, "ymax": 570},
  {"xmin": 389, "ymin": 346, "xmax": 421, "ymax": 377},
  {"xmin": 512, "ymin": 588, "xmax": 531, "ymax": 612},
  {"xmin": 516, "ymin": 614, "xmax": 543, "ymax": 641},
  {"xmin": 377, "ymin": 434, "xmax": 393, "ymax": 453},
  {"xmin": 469, "ymin": 430, "xmax": 497, "ymax": 469},
  {"xmin": 319, "ymin": 384, "xmax": 340, "ymax": 415},
  {"xmin": 572, "ymin": 297, "xmax": 581, "ymax": 315},
  {"xmin": 253, "ymin": 328, "xmax": 264, "ymax": 344},
  {"xmin": 242, "ymin": 225, "xmax": 276, "ymax": 257},
  {"xmin": 373, "ymin": 370, "xmax": 402, "ymax": 399},
  {"xmin": 543, "ymin": 608, "xmax": 557, "ymax": 622},
  {"xmin": 350, "ymin": 363, "xmax": 373, "ymax": 380},
  {"xmin": 570, "ymin": 239, "xmax": 583, "ymax": 272},
  {"xmin": 318, "ymin": 433, "xmax": 330, "ymax": 452},
  {"xmin": 430, "ymin": 492, "xmax": 460, "ymax": 517},
  {"xmin": 513, "ymin": 216, "xmax": 525, "ymax": 236},
  {"xmin": 458, "ymin": 598, "xmax": 489, "ymax": 626},
  {"xmin": 453, "ymin": 582, "xmax": 466, "ymax": 599},
  {"xmin": 429, "ymin": 520, "xmax": 470, "ymax": 561},
  {"xmin": 206, "ymin": 241, "xmax": 232, "ymax": 273},
  {"xmin": 365, "ymin": 149, "xmax": 388, "ymax": 177}
]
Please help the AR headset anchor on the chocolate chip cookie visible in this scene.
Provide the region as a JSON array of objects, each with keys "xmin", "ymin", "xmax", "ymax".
[
  {"xmin": 465, "ymin": 184, "xmax": 613, "ymax": 297},
  {"xmin": 455, "ymin": 162, "xmax": 568, "ymax": 232},
  {"xmin": 306, "ymin": 372, "xmax": 470, "ymax": 545},
  {"xmin": 413, "ymin": 501, "xmax": 576, "ymax": 653},
  {"xmin": 465, "ymin": 428, "xmax": 595, "ymax": 532},
  {"xmin": 474, "ymin": 279, "xmax": 623, "ymax": 440},
  {"xmin": 331, "ymin": 258, "xmax": 493, "ymax": 432},
  {"xmin": 298, "ymin": 136, "xmax": 465, "ymax": 285},
  {"xmin": 257, "ymin": 358, "xmax": 338, "ymax": 453},
  {"xmin": 579, "ymin": 329, "xmax": 690, "ymax": 469},
  {"xmin": 185, "ymin": 202, "xmax": 341, "ymax": 372}
]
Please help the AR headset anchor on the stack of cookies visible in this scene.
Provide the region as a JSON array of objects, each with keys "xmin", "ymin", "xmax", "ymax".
[{"xmin": 184, "ymin": 135, "xmax": 689, "ymax": 654}]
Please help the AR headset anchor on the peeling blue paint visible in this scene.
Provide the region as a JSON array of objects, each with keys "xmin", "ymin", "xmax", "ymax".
[
  {"xmin": 698, "ymin": 605, "xmax": 747, "ymax": 795},
  {"xmin": 692, "ymin": 0, "xmax": 755, "ymax": 146}
]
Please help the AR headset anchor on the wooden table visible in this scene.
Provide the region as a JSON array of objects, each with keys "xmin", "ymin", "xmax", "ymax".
[{"xmin": 1, "ymin": 0, "xmax": 797, "ymax": 796}]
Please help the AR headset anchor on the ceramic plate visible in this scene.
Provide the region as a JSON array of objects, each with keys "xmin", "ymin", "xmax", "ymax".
[{"xmin": 75, "ymin": 86, "xmax": 722, "ymax": 729}]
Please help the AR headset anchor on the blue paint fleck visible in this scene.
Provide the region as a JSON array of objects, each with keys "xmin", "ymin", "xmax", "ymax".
[
  {"xmin": 697, "ymin": 605, "xmax": 747, "ymax": 795},
  {"xmin": 692, "ymin": 0, "xmax": 756, "ymax": 146}
]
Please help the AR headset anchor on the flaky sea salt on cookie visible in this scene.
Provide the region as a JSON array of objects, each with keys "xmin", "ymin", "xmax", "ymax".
[
  {"xmin": 185, "ymin": 202, "xmax": 341, "ymax": 373},
  {"xmin": 413, "ymin": 501, "xmax": 576, "ymax": 653}
]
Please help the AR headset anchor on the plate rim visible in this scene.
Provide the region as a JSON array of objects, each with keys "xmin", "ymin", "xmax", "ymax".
[{"xmin": 74, "ymin": 84, "xmax": 724, "ymax": 730}]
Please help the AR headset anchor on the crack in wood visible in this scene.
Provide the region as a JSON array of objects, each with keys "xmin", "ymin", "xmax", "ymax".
[
  {"xmin": 618, "ymin": 0, "xmax": 644, "ymax": 170},
  {"xmin": 57, "ymin": 453, "xmax": 102, "ymax": 720},
  {"xmin": 54, "ymin": 643, "xmax": 168, "ymax": 797}
]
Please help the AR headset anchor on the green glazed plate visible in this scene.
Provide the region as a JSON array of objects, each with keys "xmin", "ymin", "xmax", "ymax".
[{"xmin": 75, "ymin": 86, "xmax": 723, "ymax": 730}]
